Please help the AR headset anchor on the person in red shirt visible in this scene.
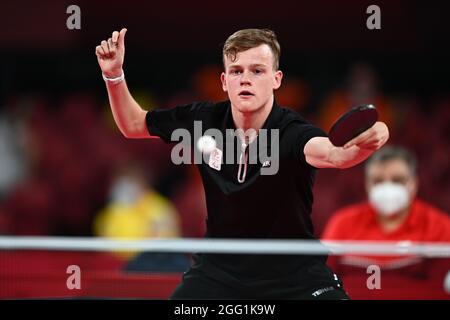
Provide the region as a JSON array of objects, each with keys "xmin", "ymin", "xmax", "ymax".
[{"xmin": 322, "ymin": 145, "xmax": 450, "ymax": 299}]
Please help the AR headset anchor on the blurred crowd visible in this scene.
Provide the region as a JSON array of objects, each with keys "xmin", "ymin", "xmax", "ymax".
[{"xmin": 0, "ymin": 62, "xmax": 449, "ymax": 240}]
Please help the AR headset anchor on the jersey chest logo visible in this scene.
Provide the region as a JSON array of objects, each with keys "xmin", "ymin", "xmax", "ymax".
[
  {"xmin": 208, "ymin": 148, "xmax": 222, "ymax": 171},
  {"xmin": 262, "ymin": 160, "xmax": 271, "ymax": 168}
]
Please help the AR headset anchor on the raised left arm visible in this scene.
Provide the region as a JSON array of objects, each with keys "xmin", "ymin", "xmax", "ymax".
[{"xmin": 304, "ymin": 121, "xmax": 389, "ymax": 169}]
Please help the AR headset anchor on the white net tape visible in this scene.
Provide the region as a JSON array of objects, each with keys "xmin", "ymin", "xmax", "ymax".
[{"xmin": 0, "ymin": 236, "xmax": 449, "ymax": 257}]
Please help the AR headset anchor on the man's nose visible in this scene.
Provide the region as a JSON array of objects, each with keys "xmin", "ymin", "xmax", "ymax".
[{"xmin": 240, "ymin": 71, "xmax": 252, "ymax": 85}]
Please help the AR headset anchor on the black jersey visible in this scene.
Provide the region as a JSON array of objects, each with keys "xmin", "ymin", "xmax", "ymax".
[{"xmin": 146, "ymin": 100, "xmax": 328, "ymax": 279}]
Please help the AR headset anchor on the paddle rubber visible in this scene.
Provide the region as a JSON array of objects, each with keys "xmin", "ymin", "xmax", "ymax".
[{"xmin": 329, "ymin": 104, "xmax": 378, "ymax": 147}]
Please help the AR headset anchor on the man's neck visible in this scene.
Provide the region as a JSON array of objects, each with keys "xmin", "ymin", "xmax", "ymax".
[
  {"xmin": 377, "ymin": 207, "xmax": 410, "ymax": 234},
  {"xmin": 231, "ymin": 95, "xmax": 274, "ymax": 134}
]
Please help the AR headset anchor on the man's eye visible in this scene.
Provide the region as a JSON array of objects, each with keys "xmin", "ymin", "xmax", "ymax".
[
  {"xmin": 231, "ymin": 70, "xmax": 241, "ymax": 75},
  {"xmin": 254, "ymin": 69, "xmax": 262, "ymax": 74}
]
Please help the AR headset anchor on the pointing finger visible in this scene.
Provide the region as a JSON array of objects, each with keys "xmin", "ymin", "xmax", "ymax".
[{"xmin": 118, "ymin": 28, "xmax": 127, "ymax": 47}]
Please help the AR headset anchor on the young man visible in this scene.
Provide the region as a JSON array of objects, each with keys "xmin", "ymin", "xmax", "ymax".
[{"xmin": 95, "ymin": 28, "xmax": 389, "ymax": 299}]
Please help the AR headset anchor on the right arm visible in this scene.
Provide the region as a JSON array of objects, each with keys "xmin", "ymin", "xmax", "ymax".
[{"xmin": 95, "ymin": 28, "xmax": 154, "ymax": 139}]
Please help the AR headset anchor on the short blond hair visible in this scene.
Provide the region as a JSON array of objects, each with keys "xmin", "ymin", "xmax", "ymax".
[{"xmin": 223, "ymin": 28, "xmax": 281, "ymax": 70}]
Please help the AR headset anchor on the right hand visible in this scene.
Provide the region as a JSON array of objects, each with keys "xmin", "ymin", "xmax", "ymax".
[{"xmin": 95, "ymin": 28, "xmax": 127, "ymax": 78}]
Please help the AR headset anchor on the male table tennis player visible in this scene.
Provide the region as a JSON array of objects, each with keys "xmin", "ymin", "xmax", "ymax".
[{"xmin": 95, "ymin": 28, "xmax": 389, "ymax": 299}]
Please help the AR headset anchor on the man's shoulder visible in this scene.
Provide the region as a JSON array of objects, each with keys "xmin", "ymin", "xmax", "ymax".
[
  {"xmin": 277, "ymin": 106, "xmax": 308, "ymax": 124},
  {"xmin": 168, "ymin": 100, "xmax": 228, "ymax": 112},
  {"xmin": 413, "ymin": 199, "xmax": 450, "ymax": 224},
  {"xmin": 190, "ymin": 100, "xmax": 229, "ymax": 120},
  {"xmin": 194, "ymin": 100, "xmax": 229, "ymax": 111},
  {"xmin": 276, "ymin": 107, "xmax": 327, "ymax": 142},
  {"xmin": 276, "ymin": 106, "xmax": 323, "ymax": 131},
  {"xmin": 411, "ymin": 199, "xmax": 450, "ymax": 241}
]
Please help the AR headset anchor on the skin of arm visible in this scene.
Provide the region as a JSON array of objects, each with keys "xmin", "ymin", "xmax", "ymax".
[
  {"xmin": 304, "ymin": 121, "xmax": 389, "ymax": 169},
  {"xmin": 105, "ymin": 80, "xmax": 151, "ymax": 139},
  {"xmin": 96, "ymin": 28, "xmax": 154, "ymax": 139}
]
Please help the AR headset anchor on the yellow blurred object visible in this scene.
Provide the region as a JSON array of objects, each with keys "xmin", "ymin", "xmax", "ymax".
[{"xmin": 94, "ymin": 190, "xmax": 181, "ymax": 258}]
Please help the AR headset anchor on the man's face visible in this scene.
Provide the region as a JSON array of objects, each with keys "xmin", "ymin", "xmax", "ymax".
[
  {"xmin": 221, "ymin": 44, "xmax": 282, "ymax": 113},
  {"xmin": 365, "ymin": 158, "xmax": 418, "ymax": 201}
]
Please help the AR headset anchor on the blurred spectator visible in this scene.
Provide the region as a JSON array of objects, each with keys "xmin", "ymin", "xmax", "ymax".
[
  {"xmin": 0, "ymin": 106, "xmax": 27, "ymax": 233},
  {"xmin": 0, "ymin": 96, "xmax": 58, "ymax": 235},
  {"xmin": 93, "ymin": 163, "xmax": 190, "ymax": 272},
  {"xmin": 0, "ymin": 106, "xmax": 27, "ymax": 198},
  {"xmin": 318, "ymin": 62, "xmax": 395, "ymax": 135},
  {"xmin": 322, "ymin": 145, "xmax": 450, "ymax": 299}
]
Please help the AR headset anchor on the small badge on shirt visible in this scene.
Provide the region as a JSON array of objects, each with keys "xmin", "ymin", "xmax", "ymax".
[
  {"xmin": 262, "ymin": 160, "xmax": 271, "ymax": 168},
  {"xmin": 208, "ymin": 148, "xmax": 222, "ymax": 171}
]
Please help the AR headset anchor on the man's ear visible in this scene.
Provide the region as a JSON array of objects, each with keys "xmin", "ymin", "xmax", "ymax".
[
  {"xmin": 273, "ymin": 70, "xmax": 283, "ymax": 90},
  {"xmin": 220, "ymin": 72, "xmax": 227, "ymax": 92}
]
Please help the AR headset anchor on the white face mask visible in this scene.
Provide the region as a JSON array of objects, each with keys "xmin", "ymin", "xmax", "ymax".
[{"xmin": 369, "ymin": 182, "xmax": 410, "ymax": 217}]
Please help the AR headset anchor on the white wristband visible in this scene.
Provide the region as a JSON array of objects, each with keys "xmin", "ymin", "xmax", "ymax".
[{"xmin": 102, "ymin": 71, "xmax": 125, "ymax": 85}]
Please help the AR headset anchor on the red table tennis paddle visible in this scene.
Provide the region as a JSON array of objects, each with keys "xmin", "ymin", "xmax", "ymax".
[{"xmin": 329, "ymin": 104, "xmax": 378, "ymax": 147}]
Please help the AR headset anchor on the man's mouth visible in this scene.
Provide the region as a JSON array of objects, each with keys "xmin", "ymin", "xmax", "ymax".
[{"xmin": 238, "ymin": 90, "xmax": 254, "ymax": 97}]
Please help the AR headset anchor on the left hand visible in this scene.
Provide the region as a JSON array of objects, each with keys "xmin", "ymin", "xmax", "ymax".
[{"xmin": 343, "ymin": 121, "xmax": 389, "ymax": 150}]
